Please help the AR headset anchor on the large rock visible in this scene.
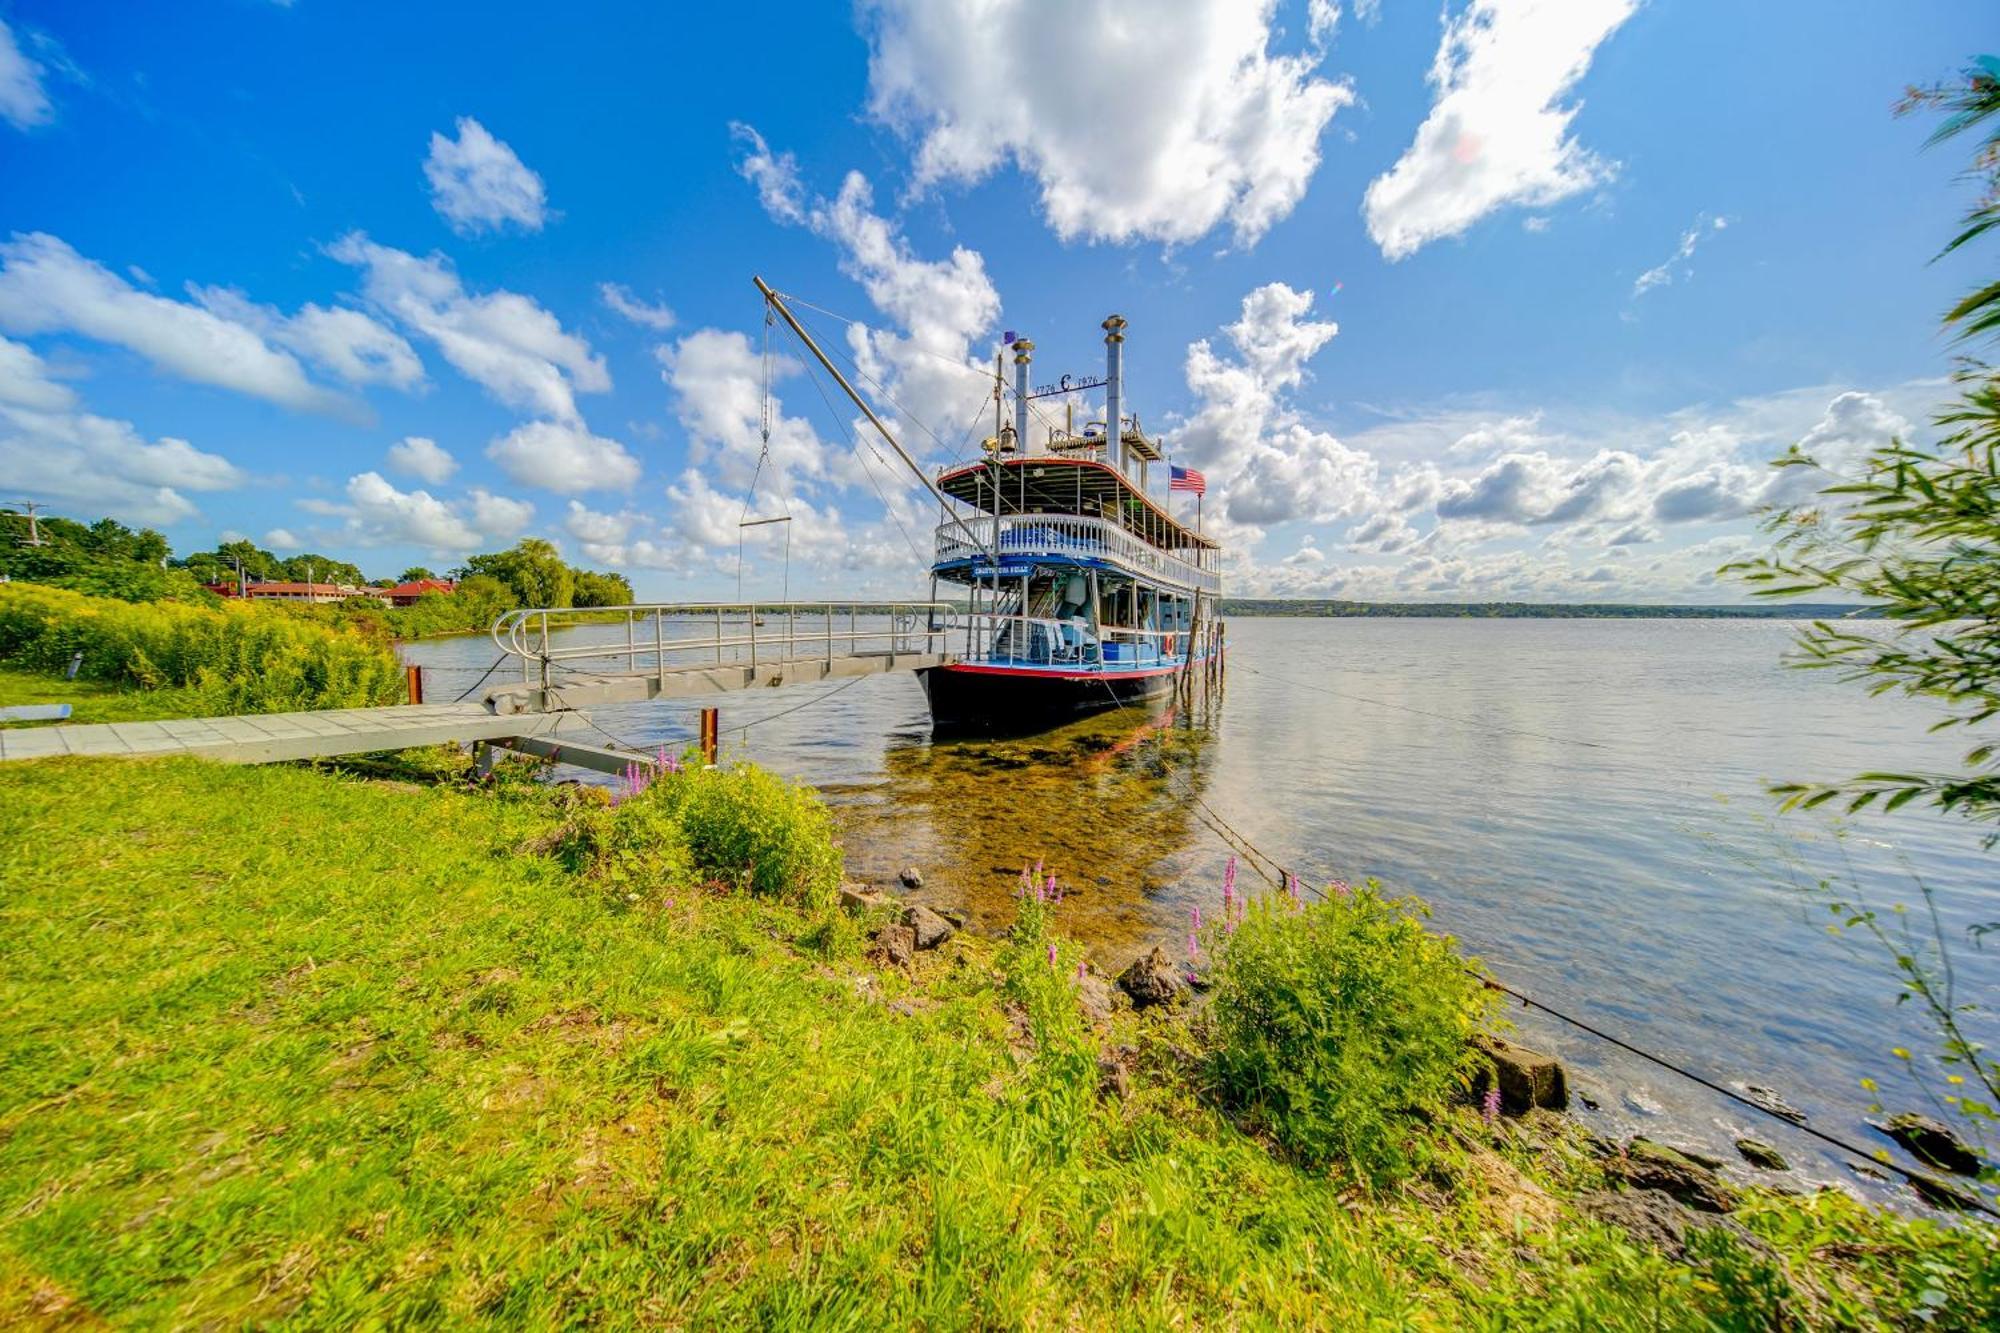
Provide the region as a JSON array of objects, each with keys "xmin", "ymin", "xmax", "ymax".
[
  {"xmin": 1576, "ymin": 1189, "xmax": 1697, "ymax": 1258},
  {"xmin": 1741, "ymin": 1084, "xmax": 1807, "ymax": 1124},
  {"xmin": 898, "ymin": 866, "xmax": 924, "ymax": 889},
  {"xmin": 1471, "ymin": 1034, "xmax": 1569, "ymax": 1113},
  {"xmin": 1076, "ymin": 974, "xmax": 1118, "ymax": 1025},
  {"xmin": 1117, "ymin": 946, "xmax": 1185, "ymax": 1010},
  {"xmin": 876, "ymin": 923, "xmax": 916, "ymax": 968},
  {"xmin": 904, "ymin": 904, "xmax": 956, "ymax": 951},
  {"xmin": 839, "ymin": 883, "xmax": 885, "ymax": 914},
  {"xmin": 1609, "ymin": 1139, "xmax": 1736, "ymax": 1214},
  {"xmin": 1908, "ymin": 1172, "xmax": 1983, "ymax": 1212},
  {"xmin": 1735, "ymin": 1137, "xmax": 1789, "ymax": 1172},
  {"xmin": 1879, "ymin": 1112, "xmax": 1981, "ymax": 1176}
]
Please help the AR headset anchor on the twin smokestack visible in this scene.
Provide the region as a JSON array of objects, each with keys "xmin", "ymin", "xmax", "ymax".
[{"xmin": 1007, "ymin": 314, "xmax": 1127, "ymax": 471}]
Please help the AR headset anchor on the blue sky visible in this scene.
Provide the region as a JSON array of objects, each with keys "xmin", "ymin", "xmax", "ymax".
[{"xmin": 0, "ymin": 0, "xmax": 1990, "ymax": 600}]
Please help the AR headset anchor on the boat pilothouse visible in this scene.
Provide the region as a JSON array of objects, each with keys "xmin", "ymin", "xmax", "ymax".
[{"xmin": 918, "ymin": 315, "xmax": 1225, "ymax": 731}]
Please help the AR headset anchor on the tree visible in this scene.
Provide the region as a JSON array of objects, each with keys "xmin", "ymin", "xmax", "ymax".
[
  {"xmin": 399, "ymin": 566, "xmax": 437, "ymax": 583},
  {"xmin": 572, "ymin": 569, "xmax": 634, "ymax": 607},
  {"xmin": 462, "ymin": 539, "xmax": 575, "ymax": 608},
  {"xmin": 1726, "ymin": 57, "xmax": 2000, "ymax": 1166},
  {"xmin": 1727, "ymin": 58, "xmax": 2000, "ymax": 834}
]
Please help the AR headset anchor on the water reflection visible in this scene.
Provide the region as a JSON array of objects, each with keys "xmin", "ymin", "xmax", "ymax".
[{"xmin": 824, "ymin": 701, "xmax": 1222, "ymax": 959}]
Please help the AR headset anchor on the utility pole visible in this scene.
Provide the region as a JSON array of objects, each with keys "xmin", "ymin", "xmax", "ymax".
[{"xmin": 12, "ymin": 500, "xmax": 48, "ymax": 546}]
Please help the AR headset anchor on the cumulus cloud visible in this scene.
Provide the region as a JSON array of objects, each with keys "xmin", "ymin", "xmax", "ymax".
[
  {"xmin": 424, "ymin": 117, "xmax": 549, "ymax": 235},
  {"xmin": 599, "ymin": 282, "xmax": 675, "ymax": 330},
  {"xmin": 264, "ymin": 528, "xmax": 302, "ymax": 550},
  {"xmin": 1175, "ymin": 282, "xmax": 1374, "ymax": 539},
  {"xmin": 1364, "ymin": 0, "xmax": 1637, "ymax": 259},
  {"xmin": 730, "ymin": 123, "xmax": 806, "ymax": 224},
  {"xmin": 860, "ymin": 0, "xmax": 1352, "ymax": 245},
  {"xmin": 386, "ymin": 434, "xmax": 457, "ymax": 484},
  {"xmin": 0, "ymin": 233, "xmax": 352, "ymax": 415},
  {"xmin": 189, "ymin": 285, "xmax": 423, "ymax": 389},
  {"xmin": 0, "ymin": 336, "xmax": 243, "ymax": 523},
  {"xmin": 468, "ymin": 487, "xmax": 535, "ymax": 540},
  {"xmin": 1435, "ymin": 448, "xmax": 1644, "ymax": 526},
  {"xmin": 1633, "ymin": 214, "xmax": 1727, "ymax": 297},
  {"xmin": 0, "ymin": 19, "xmax": 52, "ymax": 130},
  {"xmin": 330, "ymin": 232, "xmax": 610, "ymax": 422},
  {"xmin": 485, "ymin": 418, "xmax": 641, "ymax": 493}
]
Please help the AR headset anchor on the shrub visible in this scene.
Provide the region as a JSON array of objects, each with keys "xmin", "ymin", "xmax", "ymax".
[
  {"xmin": 0, "ymin": 583, "xmax": 403, "ymax": 713},
  {"xmin": 1201, "ymin": 884, "xmax": 1499, "ymax": 1182},
  {"xmin": 646, "ymin": 762, "xmax": 843, "ymax": 907}
]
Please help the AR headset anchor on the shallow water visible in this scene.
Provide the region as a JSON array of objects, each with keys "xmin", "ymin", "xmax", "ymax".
[{"xmin": 405, "ymin": 617, "xmax": 1998, "ymax": 1199}]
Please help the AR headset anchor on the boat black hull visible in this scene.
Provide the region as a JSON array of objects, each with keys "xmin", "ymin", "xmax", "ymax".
[{"xmin": 918, "ymin": 664, "xmax": 1180, "ymax": 736}]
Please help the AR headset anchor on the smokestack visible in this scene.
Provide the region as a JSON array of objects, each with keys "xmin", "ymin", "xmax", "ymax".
[
  {"xmin": 1013, "ymin": 338, "xmax": 1034, "ymax": 454},
  {"xmin": 1102, "ymin": 314, "xmax": 1126, "ymax": 473}
]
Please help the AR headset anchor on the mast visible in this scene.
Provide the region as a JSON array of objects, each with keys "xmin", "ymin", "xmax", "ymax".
[{"xmin": 752, "ymin": 276, "xmax": 995, "ymax": 562}]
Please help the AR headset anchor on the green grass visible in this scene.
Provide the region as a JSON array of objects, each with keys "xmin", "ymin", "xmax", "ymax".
[
  {"xmin": 0, "ymin": 663, "xmax": 218, "ymax": 725},
  {"xmin": 1, "ymin": 758, "xmax": 1994, "ymax": 1327}
]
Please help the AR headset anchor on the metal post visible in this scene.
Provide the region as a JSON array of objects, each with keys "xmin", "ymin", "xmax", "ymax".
[
  {"xmin": 655, "ymin": 608, "xmax": 665, "ymax": 686},
  {"xmin": 715, "ymin": 607, "xmax": 723, "ymax": 665},
  {"xmin": 749, "ymin": 606, "xmax": 758, "ymax": 668},
  {"xmin": 625, "ymin": 610, "xmax": 636, "ymax": 674}
]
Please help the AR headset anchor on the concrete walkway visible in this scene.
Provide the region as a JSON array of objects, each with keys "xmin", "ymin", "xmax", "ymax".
[{"xmin": 0, "ymin": 703, "xmax": 600, "ymax": 766}]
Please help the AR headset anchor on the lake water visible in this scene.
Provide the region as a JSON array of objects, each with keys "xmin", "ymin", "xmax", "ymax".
[{"xmin": 404, "ymin": 617, "xmax": 1997, "ymax": 1200}]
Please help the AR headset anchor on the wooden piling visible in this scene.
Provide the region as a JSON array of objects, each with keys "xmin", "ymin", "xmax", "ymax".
[{"xmin": 699, "ymin": 707, "xmax": 719, "ymax": 764}]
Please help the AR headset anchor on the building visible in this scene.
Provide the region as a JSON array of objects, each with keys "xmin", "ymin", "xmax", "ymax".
[
  {"xmin": 205, "ymin": 581, "xmax": 386, "ymax": 605},
  {"xmin": 380, "ymin": 578, "xmax": 457, "ymax": 607}
]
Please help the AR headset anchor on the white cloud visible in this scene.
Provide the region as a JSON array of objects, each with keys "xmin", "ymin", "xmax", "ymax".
[
  {"xmin": 386, "ymin": 434, "xmax": 457, "ymax": 484},
  {"xmin": 730, "ymin": 123, "xmax": 806, "ymax": 224},
  {"xmin": 658, "ymin": 328, "xmax": 830, "ymax": 496},
  {"xmin": 1364, "ymin": 0, "xmax": 1637, "ymax": 260},
  {"xmin": 599, "ymin": 282, "xmax": 675, "ymax": 330},
  {"xmin": 1308, "ymin": 1, "xmax": 1341, "ymax": 46},
  {"xmin": 1175, "ymin": 282, "xmax": 1372, "ymax": 539},
  {"xmin": 485, "ymin": 418, "xmax": 641, "ymax": 493},
  {"xmin": 330, "ymin": 232, "xmax": 608, "ymax": 421},
  {"xmin": 264, "ymin": 527, "xmax": 302, "ymax": 550},
  {"xmin": 860, "ymin": 0, "xmax": 1352, "ymax": 245},
  {"xmin": 0, "ymin": 19, "xmax": 52, "ymax": 130},
  {"xmin": 0, "ymin": 233, "xmax": 351, "ymax": 414},
  {"xmin": 1633, "ymin": 214, "xmax": 1727, "ymax": 297},
  {"xmin": 0, "ymin": 337, "xmax": 242, "ymax": 523},
  {"xmin": 469, "ymin": 487, "xmax": 534, "ymax": 540},
  {"xmin": 424, "ymin": 117, "xmax": 549, "ymax": 235},
  {"xmin": 189, "ymin": 285, "xmax": 423, "ymax": 389}
]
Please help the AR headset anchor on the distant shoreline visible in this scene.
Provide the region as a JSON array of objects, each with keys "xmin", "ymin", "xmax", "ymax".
[{"xmin": 1218, "ymin": 599, "xmax": 1874, "ymax": 620}]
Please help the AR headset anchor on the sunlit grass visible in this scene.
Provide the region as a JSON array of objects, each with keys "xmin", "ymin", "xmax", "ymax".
[{"xmin": 0, "ymin": 757, "xmax": 1992, "ymax": 1327}]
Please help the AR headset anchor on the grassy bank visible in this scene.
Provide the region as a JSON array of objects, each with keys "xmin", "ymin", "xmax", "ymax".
[
  {"xmin": 2, "ymin": 757, "xmax": 1994, "ymax": 1326},
  {"xmin": 0, "ymin": 664, "xmax": 217, "ymax": 726}
]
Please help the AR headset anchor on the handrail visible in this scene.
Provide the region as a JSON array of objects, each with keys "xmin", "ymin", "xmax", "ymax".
[
  {"xmin": 956, "ymin": 611, "xmax": 1197, "ymax": 669},
  {"xmin": 933, "ymin": 513, "xmax": 1221, "ymax": 593},
  {"xmin": 489, "ymin": 601, "xmax": 955, "ymax": 689}
]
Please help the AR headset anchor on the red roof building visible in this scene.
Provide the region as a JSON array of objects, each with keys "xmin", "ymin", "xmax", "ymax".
[{"xmin": 381, "ymin": 578, "xmax": 457, "ymax": 607}]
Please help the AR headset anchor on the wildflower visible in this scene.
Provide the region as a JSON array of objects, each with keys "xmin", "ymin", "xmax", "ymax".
[
  {"xmin": 1481, "ymin": 1087, "xmax": 1502, "ymax": 1126},
  {"xmin": 1286, "ymin": 873, "xmax": 1303, "ymax": 908},
  {"xmin": 1328, "ymin": 878, "xmax": 1352, "ymax": 900},
  {"xmin": 1187, "ymin": 930, "xmax": 1199, "ymax": 961},
  {"xmin": 1047, "ymin": 942, "xmax": 1058, "ymax": 969},
  {"xmin": 1076, "ymin": 959, "xmax": 1087, "ymax": 984},
  {"xmin": 1222, "ymin": 855, "xmax": 1238, "ymax": 904},
  {"xmin": 1191, "ymin": 904, "xmax": 1202, "ymax": 932}
]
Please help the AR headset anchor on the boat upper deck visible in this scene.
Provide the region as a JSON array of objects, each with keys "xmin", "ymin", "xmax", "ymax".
[{"xmin": 936, "ymin": 456, "xmax": 1218, "ymax": 555}]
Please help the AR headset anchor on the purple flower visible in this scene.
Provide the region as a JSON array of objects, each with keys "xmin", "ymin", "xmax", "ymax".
[
  {"xmin": 1286, "ymin": 873, "xmax": 1303, "ymax": 908},
  {"xmin": 1075, "ymin": 960, "xmax": 1087, "ymax": 984},
  {"xmin": 1191, "ymin": 905, "xmax": 1202, "ymax": 931},
  {"xmin": 1481, "ymin": 1087, "xmax": 1502, "ymax": 1126},
  {"xmin": 1046, "ymin": 942, "xmax": 1058, "ymax": 969},
  {"xmin": 1222, "ymin": 855, "xmax": 1238, "ymax": 903},
  {"xmin": 1187, "ymin": 930, "xmax": 1200, "ymax": 961}
]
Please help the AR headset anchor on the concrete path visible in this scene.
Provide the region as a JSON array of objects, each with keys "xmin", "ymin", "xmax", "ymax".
[{"xmin": 0, "ymin": 703, "xmax": 596, "ymax": 766}]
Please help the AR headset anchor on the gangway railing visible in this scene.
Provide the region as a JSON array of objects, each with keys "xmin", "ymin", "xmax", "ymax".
[{"xmin": 490, "ymin": 601, "xmax": 954, "ymax": 692}]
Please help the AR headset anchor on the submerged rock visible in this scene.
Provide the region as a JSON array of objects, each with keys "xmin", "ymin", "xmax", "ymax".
[
  {"xmin": 904, "ymin": 905, "xmax": 955, "ymax": 951},
  {"xmin": 1471, "ymin": 1034, "xmax": 1569, "ymax": 1113},
  {"xmin": 1117, "ymin": 946, "xmax": 1185, "ymax": 1009},
  {"xmin": 1740, "ymin": 1084, "xmax": 1807, "ymax": 1124},
  {"xmin": 1878, "ymin": 1112, "xmax": 1981, "ymax": 1176},
  {"xmin": 898, "ymin": 866, "xmax": 924, "ymax": 889},
  {"xmin": 1908, "ymin": 1172, "xmax": 1984, "ymax": 1213},
  {"xmin": 1735, "ymin": 1137, "xmax": 1789, "ymax": 1172}
]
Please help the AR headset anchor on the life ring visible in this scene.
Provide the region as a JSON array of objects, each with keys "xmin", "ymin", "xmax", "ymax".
[{"xmin": 1165, "ymin": 633, "xmax": 1178, "ymax": 656}]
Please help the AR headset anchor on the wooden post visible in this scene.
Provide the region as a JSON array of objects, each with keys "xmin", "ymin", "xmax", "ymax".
[
  {"xmin": 405, "ymin": 663, "xmax": 423, "ymax": 705},
  {"xmin": 699, "ymin": 707, "xmax": 719, "ymax": 764}
]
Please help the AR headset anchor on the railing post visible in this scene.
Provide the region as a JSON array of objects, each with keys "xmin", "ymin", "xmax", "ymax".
[
  {"xmin": 655, "ymin": 608, "xmax": 665, "ymax": 686},
  {"xmin": 749, "ymin": 605, "xmax": 758, "ymax": 668},
  {"xmin": 826, "ymin": 606, "xmax": 834, "ymax": 664},
  {"xmin": 625, "ymin": 610, "xmax": 636, "ymax": 674},
  {"xmin": 714, "ymin": 607, "xmax": 723, "ymax": 665}
]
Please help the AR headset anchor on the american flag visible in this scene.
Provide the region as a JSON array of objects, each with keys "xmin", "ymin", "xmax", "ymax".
[{"xmin": 1169, "ymin": 465, "xmax": 1206, "ymax": 495}]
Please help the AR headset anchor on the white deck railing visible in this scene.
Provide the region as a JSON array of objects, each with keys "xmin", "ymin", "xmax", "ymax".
[
  {"xmin": 490, "ymin": 602, "xmax": 952, "ymax": 688},
  {"xmin": 958, "ymin": 614, "xmax": 1189, "ymax": 669},
  {"xmin": 933, "ymin": 512, "xmax": 1221, "ymax": 593}
]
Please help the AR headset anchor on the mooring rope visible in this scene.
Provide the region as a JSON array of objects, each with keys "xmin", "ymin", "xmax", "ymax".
[{"xmin": 1089, "ymin": 675, "xmax": 1997, "ymax": 1213}]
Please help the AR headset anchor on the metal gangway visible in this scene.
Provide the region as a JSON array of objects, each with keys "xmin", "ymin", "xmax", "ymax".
[{"xmin": 482, "ymin": 601, "xmax": 958, "ymax": 715}]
